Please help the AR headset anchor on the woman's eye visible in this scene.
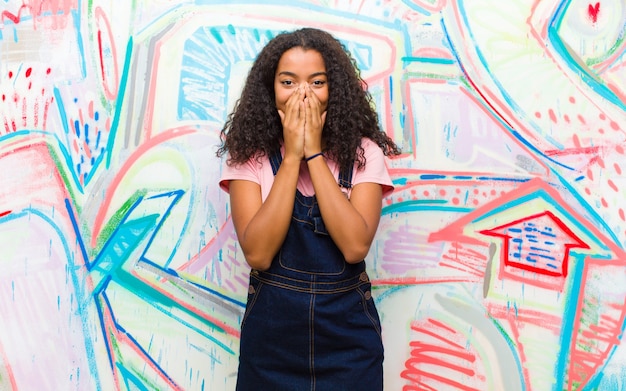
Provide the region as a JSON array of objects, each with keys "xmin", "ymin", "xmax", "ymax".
[
  {"xmin": 282, "ymin": 80, "xmax": 294, "ymax": 86},
  {"xmin": 311, "ymin": 80, "xmax": 326, "ymax": 86}
]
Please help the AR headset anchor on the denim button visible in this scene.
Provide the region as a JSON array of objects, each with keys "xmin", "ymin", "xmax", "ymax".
[
  {"xmin": 364, "ymin": 291, "xmax": 371, "ymax": 300},
  {"xmin": 359, "ymin": 272, "xmax": 369, "ymax": 282},
  {"xmin": 248, "ymin": 285, "xmax": 256, "ymax": 294}
]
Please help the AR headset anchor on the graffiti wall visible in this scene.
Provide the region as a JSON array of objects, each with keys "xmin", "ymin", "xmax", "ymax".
[{"xmin": 1, "ymin": 0, "xmax": 625, "ymax": 389}]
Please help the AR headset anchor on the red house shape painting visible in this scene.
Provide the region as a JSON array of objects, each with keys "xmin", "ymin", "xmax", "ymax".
[{"xmin": 480, "ymin": 210, "xmax": 589, "ymax": 279}]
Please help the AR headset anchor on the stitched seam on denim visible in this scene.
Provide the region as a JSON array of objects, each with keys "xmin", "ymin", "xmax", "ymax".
[
  {"xmin": 277, "ymin": 263, "xmax": 345, "ymax": 276},
  {"xmin": 295, "ymin": 194, "xmax": 317, "ymax": 208},
  {"xmin": 291, "ymin": 216, "xmax": 315, "ymax": 226},
  {"xmin": 241, "ymin": 281, "xmax": 263, "ymax": 328},
  {"xmin": 309, "ymin": 292, "xmax": 316, "ymax": 391},
  {"xmin": 357, "ymin": 286, "xmax": 382, "ymax": 336},
  {"xmin": 278, "ymin": 251, "xmax": 346, "ymax": 276},
  {"xmin": 253, "ymin": 277, "xmax": 367, "ymax": 294},
  {"xmin": 257, "ymin": 270, "xmax": 360, "ymax": 285}
]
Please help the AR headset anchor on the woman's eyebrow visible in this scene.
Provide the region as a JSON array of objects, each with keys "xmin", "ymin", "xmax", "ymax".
[{"xmin": 277, "ymin": 71, "xmax": 327, "ymax": 78}]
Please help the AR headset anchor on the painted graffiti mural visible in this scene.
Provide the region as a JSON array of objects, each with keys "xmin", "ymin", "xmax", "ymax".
[{"xmin": 0, "ymin": 0, "xmax": 625, "ymax": 389}]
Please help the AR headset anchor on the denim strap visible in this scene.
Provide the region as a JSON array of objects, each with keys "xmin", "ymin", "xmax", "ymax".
[{"xmin": 269, "ymin": 150, "xmax": 354, "ymax": 189}]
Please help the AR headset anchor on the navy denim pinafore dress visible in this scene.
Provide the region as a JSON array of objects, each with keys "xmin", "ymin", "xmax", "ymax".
[{"xmin": 235, "ymin": 151, "xmax": 384, "ymax": 391}]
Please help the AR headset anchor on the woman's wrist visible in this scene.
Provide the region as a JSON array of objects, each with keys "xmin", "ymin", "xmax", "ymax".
[{"xmin": 305, "ymin": 152, "xmax": 324, "ymax": 162}]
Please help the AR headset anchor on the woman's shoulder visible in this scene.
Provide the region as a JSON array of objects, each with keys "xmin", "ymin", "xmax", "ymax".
[
  {"xmin": 360, "ymin": 137, "xmax": 377, "ymax": 148},
  {"xmin": 359, "ymin": 137, "xmax": 386, "ymax": 160},
  {"xmin": 352, "ymin": 137, "xmax": 394, "ymax": 196},
  {"xmin": 219, "ymin": 153, "xmax": 273, "ymax": 193}
]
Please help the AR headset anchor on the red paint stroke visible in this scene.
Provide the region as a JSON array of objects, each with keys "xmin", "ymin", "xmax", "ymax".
[
  {"xmin": 1, "ymin": 1, "xmax": 77, "ymax": 27},
  {"xmin": 97, "ymin": 295, "xmax": 182, "ymax": 390},
  {"xmin": 1, "ymin": 6, "xmax": 25, "ymax": 24},
  {"xmin": 412, "ymin": 47, "xmax": 454, "ymax": 61},
  {"xmin": 0, "ymin": 210, "xmax": 11, "ymax": 218},
  {"xmin": 439, "ymin": 241, "xmax": 489, "ymax": 278},
  {"xmin": 487, "ymin": 303, "xmax": 563, "ymax": 332},
  {"xmin": 548, "ymin": 108, "xmax": 557, "ymax": 123},
  {"xmin": 0, "ymin": 141, "xmax": 69, "ymax": 213},
  {"xmin": 568, "ymin": 259, "xmax": 626, "ymax": 389},
  {"xmin": 178, "ymin": 218, "xmax": 233, "ymax": 273},
  {"xmin": 130, "ymin": 267, "xmax": 241, "ymax": 339},
  {"xmin": 372, "ymin": 276, "xmax": 482, "ymax": 287},
  {"xmin": 411, "ymin": 0, "xmax": 447, "ymax": 13},
  {"xmin": 0, "ymin": 343, "xmax": 18, "ymax": 390},
  {"xmin": 455, "ymin": 87, "xmax": 550, "ymax": 176},
  {"xmin": 588, "ymin": 2, "xmax": 600, "ymax": 24},
  {"xmin": 401, "ymin": 320, "xmax": 481, "ymax": 391},
  {"xmin": 480, "ymin": 210, "xmax": 590, "ymax": 278},
  {"xmin": 95, "ymin": 7, "xmax": 120, "ymax": 100},
  {"xmin": 544, "ymin": 145, "xmax": 599, "ymax": 157},
  {"xmin": 495, "ymin": 311, "xmax": 532, "ymax": 389},
  {"xmin": 429, "ymin": 178, "xmax": 626, "ymax": 259},
  {"xmin": 92, "ymin": 126, "xmax": 196, "ymax": 247},
  {"xmin": 527, "ymin": 1, "xmax": 626, "ymax": 137},
  {"xmin": 1, "ymin": 66, "xmax": 54, "ymax": 134}
]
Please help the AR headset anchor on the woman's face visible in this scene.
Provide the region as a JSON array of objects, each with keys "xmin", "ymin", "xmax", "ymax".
[{"xmin": 274, "ymin": 47, "xmax": 328, "ymax": 114}]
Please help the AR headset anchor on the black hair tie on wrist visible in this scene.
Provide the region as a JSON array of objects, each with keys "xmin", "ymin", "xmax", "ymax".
[{"xmin": 305, "ymin": 152, "xmax": 324, "ymax": 162}]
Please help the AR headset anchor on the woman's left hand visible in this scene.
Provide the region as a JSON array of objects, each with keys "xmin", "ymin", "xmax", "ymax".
[{"xmin": 303, "ymin": 84, "xmax": 326, "ymax": 157}]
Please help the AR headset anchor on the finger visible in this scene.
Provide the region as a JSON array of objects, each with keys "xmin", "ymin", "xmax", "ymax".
[
  {"xmin": 308, "ymin": 98, "xmax": 323, "ymax": 131},
  {"xmin": 304, "ymin": 98, "xmax": 314, "ymax": 127},
  {"xmin": 305, "ymin": 84, "xmax": 321, "ymax": 107},
  {"xmin": 283, "ymin": 92, "xmax": 301, "ymax": 125},
  {"xmin": 298, "ymin": 100, "xmax": 306, "ymax": 127},
  {"xmin": 287, "ymin": 88, "xmax": 304, "ymax": 118},
  {"xmin": 305, "ymin": 86, "xmax": 322, "ymax": 119}
]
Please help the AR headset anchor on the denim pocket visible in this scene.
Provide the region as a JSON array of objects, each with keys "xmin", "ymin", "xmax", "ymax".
[
  {"xmin": 278, "ymin": 218, "xmax": 346, "ymax": 275},
  {"xmin": 241, "ymin": 275, "xmax": 263, "ymax": 330},
  {"xmin": 353, "ymin": 283, "xmax": 382, "ymax": 337}
]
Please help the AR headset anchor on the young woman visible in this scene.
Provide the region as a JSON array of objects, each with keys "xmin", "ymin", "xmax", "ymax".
[{"xmin": 217, "ymin": 27, "xmax": 400, "ymax": 390}]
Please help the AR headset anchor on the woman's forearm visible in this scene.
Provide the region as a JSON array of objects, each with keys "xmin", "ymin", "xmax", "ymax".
[
  {"xmin": 306, "ymin": 156, "xmax": 382, "ymax": 263},
  {"xmin": 231, "ymin": 156, "xmax": 301, "ymax": 270}
]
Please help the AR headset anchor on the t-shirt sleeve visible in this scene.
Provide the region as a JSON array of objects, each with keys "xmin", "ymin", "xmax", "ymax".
[
  {"xmin": 219, "ymin": 156, "xmax": 260, "ymax": 194},
  {"xmin": 353, "ymin": 138, "xmax": 395, "ymax": 198}
]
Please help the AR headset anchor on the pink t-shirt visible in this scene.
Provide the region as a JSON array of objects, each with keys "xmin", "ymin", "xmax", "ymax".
[{"xmin": 219, "ymin": 138, "xmax": 394, "ymax": 200}]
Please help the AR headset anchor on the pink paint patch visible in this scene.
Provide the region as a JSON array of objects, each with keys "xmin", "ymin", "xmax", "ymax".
[
  {"xmin": 0, "ymin": 215, "xmax": 96, "ymax": 390},
  {"xmin": 549, "ymin": 109, "xmax": 557, "ymax": 123}
]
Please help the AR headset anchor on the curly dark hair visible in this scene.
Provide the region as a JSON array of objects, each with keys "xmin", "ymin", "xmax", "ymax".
[{"xmin": 216, "ymin": 27, "xmax": 400, "ymax": 172}]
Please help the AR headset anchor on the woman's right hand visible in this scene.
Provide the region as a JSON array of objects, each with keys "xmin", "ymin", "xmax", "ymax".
[{"xmin": 277, "ymin": 86, "xmax": 305, "ymax": 161}]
